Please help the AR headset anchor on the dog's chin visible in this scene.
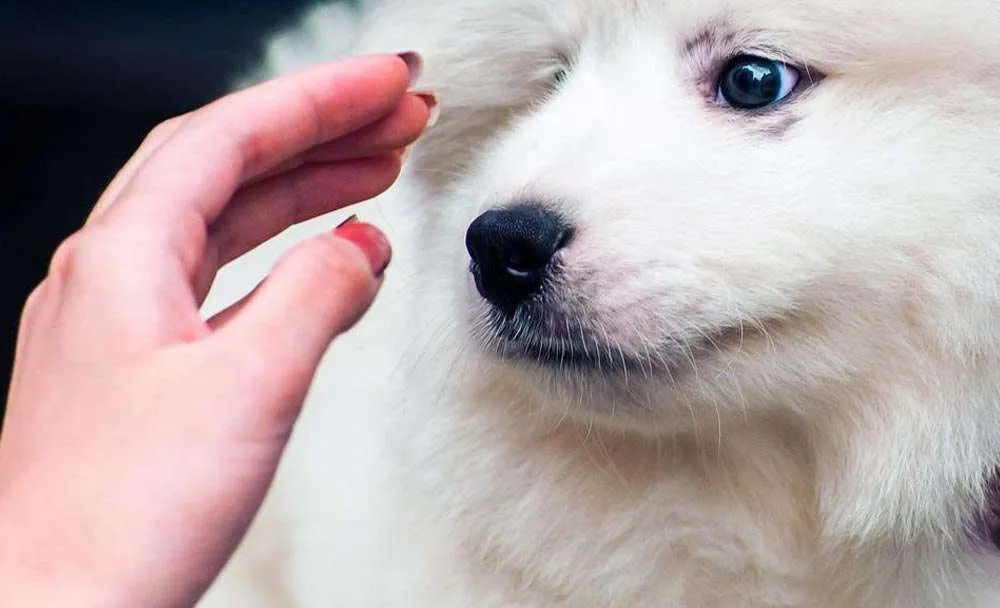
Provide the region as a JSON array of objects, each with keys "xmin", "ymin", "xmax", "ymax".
[{"xmin": 467, "ymin": 301, "xmax": 802, "ymax": 435}]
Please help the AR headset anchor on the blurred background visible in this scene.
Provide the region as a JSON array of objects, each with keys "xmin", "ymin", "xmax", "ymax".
[{"xmin": 0, "ymin": 1, "xmax": 346, "ymax": 420}]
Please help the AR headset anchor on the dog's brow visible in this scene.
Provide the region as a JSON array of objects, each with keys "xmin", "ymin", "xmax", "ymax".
[{"xmin": 682, "ymin": 22, "xmax": 736, "ymax": 58}]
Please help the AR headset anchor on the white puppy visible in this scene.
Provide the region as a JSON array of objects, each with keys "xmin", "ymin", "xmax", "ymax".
[{"xmin": 200, "ymin": 0, "xmax": 1000, "ymax": 605}]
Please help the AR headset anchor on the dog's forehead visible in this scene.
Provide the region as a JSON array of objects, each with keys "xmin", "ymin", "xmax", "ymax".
[
  {"xmin": 549, "ymin": 0, "xmax": 1000, "ymax": 69},
  {"xmin": 643, "ymin": 0, "xmax": 998, "ymax": 31}
]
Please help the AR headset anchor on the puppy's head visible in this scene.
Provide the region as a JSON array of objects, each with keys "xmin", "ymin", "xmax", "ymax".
[
  {"xmin": 395, "ymin": 0, "xmax": 1000, "ymax": 422},
  {"xmin": 353, "ymin": 0, "xmax": 1000, "ymax": 556}
]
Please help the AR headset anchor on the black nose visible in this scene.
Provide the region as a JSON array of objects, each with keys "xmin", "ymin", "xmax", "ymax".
[{"xmin": 465, "ymin": 204, "xmax": 572, "ymax": 313}]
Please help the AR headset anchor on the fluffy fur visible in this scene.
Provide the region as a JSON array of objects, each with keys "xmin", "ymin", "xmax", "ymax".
[{"xmin": 199, "ymin": 0, "xmax": 1000, "ymax": 605}]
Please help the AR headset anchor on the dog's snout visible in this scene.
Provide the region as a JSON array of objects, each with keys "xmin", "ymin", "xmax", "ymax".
[{"xmin": 465, "ymin": 204, "xmax": 572, "ymax": 312}]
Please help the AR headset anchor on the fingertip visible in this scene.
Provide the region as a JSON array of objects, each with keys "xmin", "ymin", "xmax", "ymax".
[
  {"xmin": 396, "ymin": 51, "xmax": 424, "ymax": 88},
  {"xmin": 332, "ymin": 220, "xmax": 392, "ymax": 277},
  {"xmin": 411, "ymin": 91, "xmax": 438, "ymax": 130}
]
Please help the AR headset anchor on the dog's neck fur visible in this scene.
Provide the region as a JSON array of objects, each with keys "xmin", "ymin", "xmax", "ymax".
[
  {"xmin": 392, "ymin": 357, "xmax": 823, "ymax": 605},
  {"xmin": 390, "ymin": 325, "xmax": 996, "ymax": 607}
]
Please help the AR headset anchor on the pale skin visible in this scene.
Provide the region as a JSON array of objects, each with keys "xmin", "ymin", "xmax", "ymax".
[{"xmin": 0, "ymin": 53, "xmax": 433, "ymax": 607}]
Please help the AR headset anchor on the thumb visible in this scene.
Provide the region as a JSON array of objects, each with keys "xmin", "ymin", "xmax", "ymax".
[{"xmin": 208, "ymin": 218, "xmax": 391, "ymax": 403}]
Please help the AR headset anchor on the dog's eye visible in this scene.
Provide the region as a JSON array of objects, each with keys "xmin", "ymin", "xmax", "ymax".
[
  {"xmin": 552, "ymin": 68, "xmax": 569, "ymax": 85},
  {"xmin": 715, "ymin": 55, "xmax": 800, "ymax": 110}
]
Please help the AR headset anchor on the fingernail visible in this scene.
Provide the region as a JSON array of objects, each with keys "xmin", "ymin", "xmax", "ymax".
[
  {"xmin": 397, "ymin": 51, "xmax": 423, "ymax": 88},
  {"xmin": 414, "ymin": 91, "xmax": 439, "ymax": 129},
  {"xmin": 334, "ymin": 221, "xmax": 392, "ymax": 276},
  {"xmin": 336, "ymin": 214, "xmax": 359, "ymax": 228}
]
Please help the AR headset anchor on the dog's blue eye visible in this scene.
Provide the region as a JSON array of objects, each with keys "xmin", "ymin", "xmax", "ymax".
[{"xmin": 716, "ymin": 56, "xmax": 800, "ymax": 110}]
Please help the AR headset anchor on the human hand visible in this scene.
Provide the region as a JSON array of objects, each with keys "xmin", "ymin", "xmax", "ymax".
[{"xmin": 0, "ymin": 53, "xmax": 432, "ymax": 607}]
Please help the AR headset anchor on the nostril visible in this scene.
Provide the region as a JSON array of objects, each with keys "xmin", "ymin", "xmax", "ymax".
[
  {"xmin": 505, "ymin": 258, "xmax": 536, "ymax": 280},
  {"xmin": 504, "ymin": 228, "xmax": 573, "ymax": 279}
]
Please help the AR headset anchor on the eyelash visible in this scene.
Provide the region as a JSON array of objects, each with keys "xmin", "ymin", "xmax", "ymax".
[{"xmin": 550, "ymin": 52, "xmax": 573, "ymax": 87}]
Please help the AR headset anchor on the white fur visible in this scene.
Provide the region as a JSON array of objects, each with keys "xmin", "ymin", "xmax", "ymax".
[{"xmin": 199, "ymin": 0, "xmax": 1000, "ymax": 605}]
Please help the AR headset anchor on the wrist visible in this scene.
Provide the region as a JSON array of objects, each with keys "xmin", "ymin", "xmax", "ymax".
[{"xmin": 0, "ymin": 497, "xmax": 141, "ymax": 608}]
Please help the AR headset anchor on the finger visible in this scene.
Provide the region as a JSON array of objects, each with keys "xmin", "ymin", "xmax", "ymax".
[
  {"xmin": 207, "ymin": 222, "xmax": 391, "ymax": 404},
  {"xmin": 107, "ymin": 54, "xmax": 415, "ymax": 237},
  {"xmin": 303, "ymin": 91, "xmax": 436, "ymax": 164},
  {"xmin": 253, "ymin": 91, "xmax": 435, "ymax": 182},
  {"xmin": 210, "ymin": 153, "xmax": 403, "ymax": 268},
  {"xmin": 85, "ymin": 114, "xmax": 190, "ymax": 225}
]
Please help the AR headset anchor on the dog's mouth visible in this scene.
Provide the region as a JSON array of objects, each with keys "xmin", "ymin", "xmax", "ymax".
[
  {"xmin": 479, "ymin": 303, "xmax": 634, "ymax": 373},
  {"xmin": 479, "ymin": 301, "xmax": 756, "ymax": 376},
  {"xmin": 494, "ymin": 324, "xmax": 650, "ymax": 373}
]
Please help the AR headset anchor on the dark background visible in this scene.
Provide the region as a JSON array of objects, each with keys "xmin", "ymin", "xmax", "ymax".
[{"xmin": 0, "ymin": 1, "xmax": 330, "ymax": 421}]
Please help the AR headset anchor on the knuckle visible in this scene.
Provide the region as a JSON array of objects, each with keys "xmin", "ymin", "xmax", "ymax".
[
  {"xmin": 219, "ymin": 116, "xmax": 274, "ymax": 180},
  {"xmin": 47, "ymin": 229, "xmax": 117, "ymax": 284},
  {"xmin": 235, "ymin": 129, "xmax": 269, "ymax": 178},
  {"xmin": 142, "ymin": 116, "xmax": 184, "ymax": 148},
  {"xmin": 227, "ymin": 81, "xmax": 321, "ymax": 179},
  {"xmin": 47, "ymin": 231, "xmax": 88, "ymax": 282},
  {"xmin": 286, "ymin": 166, "xmax": 315, "ymax": 223}
]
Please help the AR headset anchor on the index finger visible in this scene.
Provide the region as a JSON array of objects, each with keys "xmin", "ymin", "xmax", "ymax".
[{"xmin": 107, "ymin": 53, "xmax": 417, "ymax": 234}]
